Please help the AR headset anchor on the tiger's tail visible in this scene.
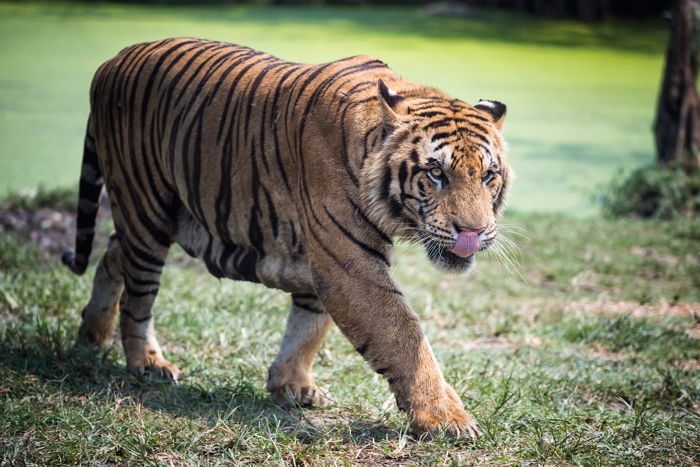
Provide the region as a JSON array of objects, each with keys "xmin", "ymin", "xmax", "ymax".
[{"xmin": 62, "ymin": 116, "xmax": 103, "ymax": 276}]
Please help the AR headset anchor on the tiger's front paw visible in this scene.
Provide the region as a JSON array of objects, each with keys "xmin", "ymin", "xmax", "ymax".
[
  {"xmin": 409, "ymin": 385, "xmax": 482, "ymax": 440},
  {"xmin": 266, "ymin": 363, "xmax": 332, "ymax": 408},
  {"xmin": 128, "ymin": 360, "xmax": 181, "ymax": 382},
  {"xmin": 126, "ymin": 354, "xmax": 181, "ymax": 382},
  {"xmin": 268, "ymin": 382, "xmax": 333, "ymax": 408}
]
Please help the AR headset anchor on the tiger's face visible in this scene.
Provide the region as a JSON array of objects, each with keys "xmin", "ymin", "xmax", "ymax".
[{"xmin": 364, "ymin": 80, "xmax": 511, "ymax": 273}]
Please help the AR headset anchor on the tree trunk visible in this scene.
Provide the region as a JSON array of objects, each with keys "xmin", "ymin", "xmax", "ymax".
[{"xmin": 654, "ymin": 0, "xmax": 700, "ymax": 171}]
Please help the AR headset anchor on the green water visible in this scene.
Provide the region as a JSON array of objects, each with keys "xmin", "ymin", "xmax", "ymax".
[{"xmin": 0, "ymin": 2, "xmax": 665, "ymax": 214}]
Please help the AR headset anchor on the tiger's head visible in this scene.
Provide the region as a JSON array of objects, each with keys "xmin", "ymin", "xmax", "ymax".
[{"xmin": 363, "ymin": 80, "xmax": 512, "ymax": 273}]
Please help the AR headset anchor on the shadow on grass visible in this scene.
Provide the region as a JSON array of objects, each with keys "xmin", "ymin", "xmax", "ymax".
[{"xmin": 0, "ymin": 320, "xmax": 397, "ymax": 445}]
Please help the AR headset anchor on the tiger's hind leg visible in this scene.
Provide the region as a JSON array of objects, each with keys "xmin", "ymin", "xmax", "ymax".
[
  {"xmin": 117, "ymin": 234, "xmax": 180, "ymax": 381},
  {"xmin": 78, "ymin": 233, "xmax": 124, "ymax": 347},
  {"xmin": 266, "ymin": 294, "xmax": 333, "ymax": 408}
]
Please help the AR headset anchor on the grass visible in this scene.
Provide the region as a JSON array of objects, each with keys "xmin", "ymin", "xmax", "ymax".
[
  {"xmin": 0, "ymin": 185, "xmax": 77, "ymax": 212},
  {"xmin": 0, "ymin": 1, "xmax": 665, "ymax": 214},
  {"xmin": 1, "ymin": 200, "xmax": 699, "ymax": 463}
]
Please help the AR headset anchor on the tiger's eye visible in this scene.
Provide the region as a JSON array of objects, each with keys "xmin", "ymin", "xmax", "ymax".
[{"xmin": 430, "ymin": 167, "xmax": 444, "ymax": 178}]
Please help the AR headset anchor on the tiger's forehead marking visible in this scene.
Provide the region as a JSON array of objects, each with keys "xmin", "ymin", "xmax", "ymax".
[
  {"xmin": 423, "ymin": 131, "xmax": 494, "ymax": 174},
  {"xmin": 452, "ymin": 145, "xmax": 490, "ymax": 174},
  {"xmin": 416, "ymin": 100, "xmax": 498, "ymax": 174},
  {"xmin": 426, "ymin": 138, "xmax": 454, "ymax": 165}
]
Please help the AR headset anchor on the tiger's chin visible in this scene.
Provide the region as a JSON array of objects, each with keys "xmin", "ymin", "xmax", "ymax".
[{"xmin": 423, "ymin": 240, "xmax": 476, "ymax": 273}]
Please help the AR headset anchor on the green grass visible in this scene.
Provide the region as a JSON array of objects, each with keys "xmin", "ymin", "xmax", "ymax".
[
  {"xmin": 0, "ymin": 185, "xmax": 77, "ymax": 212},
  {"xmin": 0, "ymin": 1, "xmax": 665, "ymax": 214},
  {"xmin": 1, "ymin": 208, "xmax": 699, "ymax": 464}
]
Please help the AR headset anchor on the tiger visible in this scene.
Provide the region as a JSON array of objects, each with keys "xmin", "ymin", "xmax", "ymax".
[{"xmin": 62, "ymin": 37, "xmax": 511, "ymax": 439}]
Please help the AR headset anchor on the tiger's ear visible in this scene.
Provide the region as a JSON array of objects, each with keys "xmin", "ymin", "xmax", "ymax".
[
  {"xmin": 475, "ymin": 100, "xmax": 506, "ymax": 130},
  {"xmin": 377, "ymin": 79, "xmax": 411, "ymax": 121}
]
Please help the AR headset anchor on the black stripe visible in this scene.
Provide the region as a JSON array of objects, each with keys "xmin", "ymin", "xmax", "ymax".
[
  {"xmin": 356, "ymin": 342, "xmax": 369, "ymax": 355},
  {"xmin": 307, "ymin": 224, "xmax": 347, "ymax": 271},
  {"xmin": 153, "ymin": 40, "xmax": 206, "ymax": 93},
  {"xmin": 362, "ymin": 124, "xmax": 382, "ymax": 163},
  {"xmin": 381, "ymin": 163, "xmax": 404, "ymax": 219},
  {"xmin": 120, "ymin": 309, "xmax": 152, "ymax": 323},
  {"xmin": 261, "ymin": 185, "xmax": 279, "ymax": 238},
  {"xmin": 431, "ymin": 132, "xmax": 455, "ymax": 142},
  {"xmin": 398, "ymin": 161, "xmax": 408, "ymax": 189},
  {"xmin": 433, "ymin": 141, "xmax": 450, "ymax": 152},
  {"xmin": 293, "ymin": 301, "xmax": 325, "ymax": 314},
  {"xmin": 121, "ymin": 334, "xmax": 147, "ymax": 341},
  {"xmin": 235, "ymin": 249, "xmax": 260, "ymax": 283},
  {"xmin": 293, "ymin": 293, "xmax": 317, "ymax": 299},
  {"xmin": 324, "ymin": 207, "xmax": 390, "ymax": 266},
  {"xmin": 216, "ymin": 55, "xmax": 275, "ymax": 142},
  {"xmin": 415, "ymin": 111, "xmax": 447, "ymax": 118},
  {"xmin": 123, "ymin": 43, "xmax": 174, "ymax": 228},
  {"xmin": 121, "ymin": 236, "xmax": 165, "ymax": 268},
  {"xmin": 269, "ymin": 65, "xmax": 301, "ymax": 193},
  {"xmin": 423, "ymin": 117, "xmax": 461, "ymax": 130},
  {"xmin": 172, "ymin": 43, "xmax": 227, "ymax": 107},
  {"xmin": 345, "ymin": 197, "xmax": 392, "ymax": 244},
  {"xmin": 128, "ymin": 276, "xmax": 160, "ymax": 288},
  {"xmin": 456, "ymin": 127, "xmax": 489, "ymax": 144},
  {"xmin": 381, "ymin": 163, "xmax": 394, "ymax": 201},
  {"xmin": 215, "ymin": 128, "xmax": 234, "ymax": 242},
  {"xmin": 125, "ymin": 287, "xmax": 158, "ymax": 298},
  {"xmin": 289, "ymin": 220, "xmax": 298, "ymax": 246},
  {"xmin": 120, "ymin": 249, "xmax": 162, "ymax": 275},
  {"xmin": 465, "ymin": 112, "xmax": 489, "ymax": 122}
]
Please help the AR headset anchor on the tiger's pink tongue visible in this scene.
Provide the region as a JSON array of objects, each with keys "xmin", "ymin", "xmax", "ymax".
[{"xmin": 451, "ymin": 231, "xmax": 480, "ymax": 258}]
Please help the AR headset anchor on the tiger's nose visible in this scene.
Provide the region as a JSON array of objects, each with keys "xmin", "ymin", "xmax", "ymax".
[{"xmin": 454, "ymin": 224, "xmax": 486, "ymax": 234}]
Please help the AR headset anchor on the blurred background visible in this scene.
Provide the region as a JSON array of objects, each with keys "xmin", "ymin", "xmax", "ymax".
[{"xmin": 0, "ymin": 0, "xmax": 675, "ymax": 215}]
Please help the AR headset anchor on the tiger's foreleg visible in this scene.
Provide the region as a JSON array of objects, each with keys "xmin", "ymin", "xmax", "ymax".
[
  {"xmin": 266, "ymin": 293, "xmax": 333, "ymax": 408},
  {"xmin": 117, "ymin": 238, "xmax": 180, "ymax": 381},
  {"xmin": 310, "ymin": 259, "xmax": 481, "ymax": 439}
]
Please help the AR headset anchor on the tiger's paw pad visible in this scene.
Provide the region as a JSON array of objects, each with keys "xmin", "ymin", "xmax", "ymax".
[{"xmin": 270, "ymin": 383, "xmax": 333, "ymax": 409}]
